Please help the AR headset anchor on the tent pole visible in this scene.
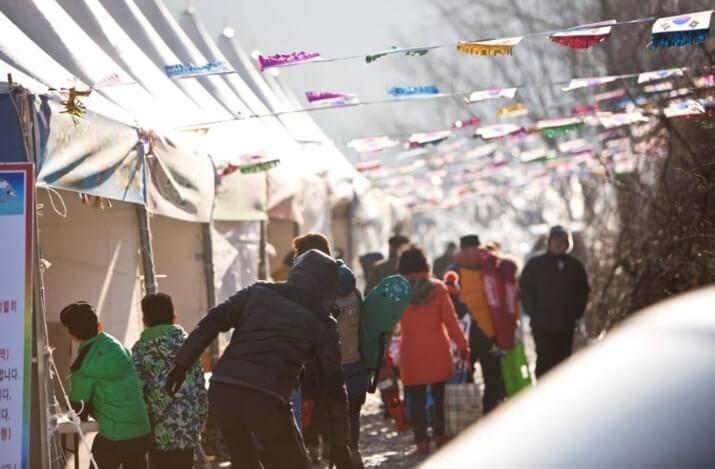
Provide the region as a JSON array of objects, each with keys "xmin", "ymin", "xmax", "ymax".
[
  {"xmin": 137, "ymin": 206, "xmax": 159, "ymax": 295},
  {"xmin": 201, "ymin": 223, "xmax": 220, "ymax": 368},
  {"xmin": 258, "ymin": 173, "xmax": 268, "ymax": 280},
  {"xmin": 346, "ymin": 191, "xmax": 356, "ymax": 265},
  {"xmin": 258, "ymin": 220, "xmax": 268, "ymax": 280},
  {"xmin": 19, "ymin": 86, "xmax": 51, "ymax": 469}
]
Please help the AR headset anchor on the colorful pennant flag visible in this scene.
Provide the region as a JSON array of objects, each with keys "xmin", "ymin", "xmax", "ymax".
[
  {"xmin": 219, "ymin": 156, "xmax": 281, "ymax": 178},
  {"xmin": 388, "ymin": 86, "xmax": 440, "ymax": 97},
  {"xmin": 643, "ymin": 82, "xmax": 674, "ymax": 93},
  {"xmin": 664, "ymin": 100, "xmax": 706, "ymax": 118},
  {"xmin": 457, "ymin": 37, "xmax": 523, "ymax": 56},
  {"xmin": 407, "ymin": 130, "xmax": 452, "ymax": 148},
  {"xmin": 306, "ymin": 91, "xmax": 359, "ymax": 106},
  {"xmin": 452, "ymin": 116, "xmax": 481, "ymax": 128},
  {"xmin": 465, "ymin": 87, "xmax": 518, "ymax": 104},
  {"xmin": 558, "ymin": 139, "xmax": 592, "ymax": 154},
  {"xmin": 257, "ymin": 51, "xmax": 321, "ymax": 71},
  {"xmin": 595, "ymin": 89, "xmax": 626, "ymax": 102},
  {"xmin": 463, "ymin": 144, "xmax": 497, "ymax": 159},
  {"xmin": 562, "ymin": 76, "xmax": 621, "ymax": 91},
  {"xmin": 637, "ymin": 68, "xmax": 685, "ymax": 84},
  {"xmin": 93, "ymin": 73, "xmax": 133, "ymax": 88},
  {"xmin": 520, "ymin": 148, "xmax": 554, "ymax": 163},
  {"xmin": 570, "ymin": 104, "xmax": 600, "ymax": 116},
  {"xmin": 536, "ymin": 117, "xmax": 584, "ymax": 138},
  {"xmin": 651, "ymin": 10, "xmax": 713, "ymax": 49},
  {"xmin": 498, "ymin": 103, "xmax": 529, "ymax": 118},
  {"xmin": 549, "ymin": 20, "xmax": 616, "ymax": 49},
  {"xmin": 355, "ymin": 160, "xmax": 382, "ymax": 172},
  {"xmin": 475, "ymin": 124, "xmax": 524, "ymax": 140},
  {"xmin": 346, "ymin": 136, "xmax": 399, "ymax": 153},
  {"xmin": 164, "ymin": 60, "xmax": 232, "ymax": 78},
  {"xmin": 238, "ymin": 155, "xmax": 281, "ymax": 174},
  {"xmin": 598, "ymin": 112, "xmax": 649, "ymax": 129},
  {"xmin": 365, "ymin": 47, "xmax": 430, "ymax": 63}
]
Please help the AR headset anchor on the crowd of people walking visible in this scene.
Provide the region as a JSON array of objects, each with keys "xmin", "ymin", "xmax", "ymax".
[{"xmin": 58, "ymin": 225, "xmax": 589, "ymax": 468}]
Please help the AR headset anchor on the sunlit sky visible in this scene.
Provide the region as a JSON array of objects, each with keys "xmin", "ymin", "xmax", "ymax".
[{"xmin": 164, "ymin": 0, "xmax": 464, "ymax": 144}]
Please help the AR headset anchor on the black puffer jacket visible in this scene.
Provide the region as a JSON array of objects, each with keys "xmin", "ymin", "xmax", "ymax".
[
  {"xmin": 519, "ymin": 252, "xmax": 590, "ymax": 333},
  {"xmin": 174, "ymin": 250, "xmax": 350, "ymax": 445}
]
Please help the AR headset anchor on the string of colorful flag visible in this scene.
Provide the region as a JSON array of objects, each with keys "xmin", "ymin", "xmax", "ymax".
[
  {"xmin": 346, "ymin": 69, "xmax": 714, "ymax": 170},
  {"xmin": 89, "ymin": 8, "xmax": 713, "ymax": 89},
  {"xmin": 253, "ymin": 10, "xmax": 713, "ymax": 69},
  {"xmin": 179, "ymin": 64, "xmax": 714, "ymax": 129}
]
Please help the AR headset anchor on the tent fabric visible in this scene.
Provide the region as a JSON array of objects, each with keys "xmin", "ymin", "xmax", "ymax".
[
  {"xmin": 0, "ymin": 11, "xmax": 136, "ymax": 124},
  {"xmin": 95, "ymin": 0, "xmax": 232, "ymax": 119},
  {"xmin": 213, "ymin": 170, "xmax": 267, "ymax": 222},
  {"xmin": 33, "ymin": 94, "xmax": 217, "ymax": 219},
  {"xmin": 150, "ymin": 216, "xmax": 209, "ymax": 331},
  {"xmin": 54, "ymin": 0, "xmax": 215, "ymax": 127},
  {"xmin": 0, "ymin": 0, "xmax": 173, "ymax": 129},
  {"xmin": 211, "ymin": 220, "xmax": 261, "ymax": 302},
  {"xmin": 133, "ymin": 0, "xmax": 243, "ymax": 116},
  {"xmin": 145, "ymin": 134, "xmax": 215, "ymax": 222},
  {"xmin": 39, "ymin": 191, "xmax": 146, "ymax": 346},
  {"xmin": 0, "ymin": 92, "xmax": 28, "ymax": 163},
  {"xmin": 34, "ymin": 95, "xmax": 146, "ymax": 205}
]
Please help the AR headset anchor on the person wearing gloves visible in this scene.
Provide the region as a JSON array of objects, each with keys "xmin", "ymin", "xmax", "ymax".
[
  {"xmin": 397, "ymin": 247, "xmax": 470, "ymax": 456},
  {"xmin": 292, "ymin": 232, "xmax": 368, "ymax": 469},
  {"xmin": 520, "ymin": 225, "xmax": 590, "ymax": 377},
  {"xmin": 164, "ymin": 250, "xmax": 353, "ymax": 469}
]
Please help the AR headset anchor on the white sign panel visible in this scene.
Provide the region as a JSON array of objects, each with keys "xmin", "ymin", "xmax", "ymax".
[{"xmin": 0, "ymin": 164, "xmax": 33, "ymax": 469}]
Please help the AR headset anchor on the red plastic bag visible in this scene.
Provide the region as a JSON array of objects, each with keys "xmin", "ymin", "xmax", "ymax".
[
  {"xmin": 377, "ymin": 355, "xmax": 410, "ymax": 433},
  {"xmin": 483, "ymin": 255, "xmax": 519, "ymax": 349}
]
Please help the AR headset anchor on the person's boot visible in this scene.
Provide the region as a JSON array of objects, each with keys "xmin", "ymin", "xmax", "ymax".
[{"xmin": 416, "ymin": 439, "xmax": 431, "ymax": 456}]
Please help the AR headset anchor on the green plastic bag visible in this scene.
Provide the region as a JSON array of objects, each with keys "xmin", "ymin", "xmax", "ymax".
[
  {"xmin": 360, "ymin": 275, "xmax": 412, "ymax": 381},
  {"xmin": 500, "ymin": 341, "xmax": 533, "ymax": 397}
]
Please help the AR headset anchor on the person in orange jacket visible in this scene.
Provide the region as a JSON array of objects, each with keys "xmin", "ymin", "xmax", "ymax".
[
  {"xmin": 397, "ymin": 246, "xmax": 470, "ymax": 455},
  {"xmin": 452, "ymin": 235, "xmax": 507, "ymax": 413}
]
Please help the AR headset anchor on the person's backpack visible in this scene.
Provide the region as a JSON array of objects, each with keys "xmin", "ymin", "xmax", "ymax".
[{"xmin": 360, "ymin": 275, "xmax": 412, "ymax": 391}]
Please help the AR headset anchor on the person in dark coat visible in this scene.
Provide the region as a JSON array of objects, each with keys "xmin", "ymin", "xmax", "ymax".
[
  {"xmin": 292, "ymin": 233, "xmax": 367, "ymax": 469},
  {"xmin": 364, "ymin": 235, "xmax": 411, "ymax": 295},
  {"xmin": 519, "ymin": 225, "xmax": 590, "ymax": 377},
  {"xmin": 165, "ymin": 250, "xmax": 353, "ymax": 469},
  {"xmin": 433, "ymin": 242, "xmax": 457, "ymax": 280}
]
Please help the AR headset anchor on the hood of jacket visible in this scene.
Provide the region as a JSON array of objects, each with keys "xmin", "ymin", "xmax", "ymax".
[
  {"xmin": 286, "ymin": 249, "xmax": 338, "ymax": 316},
  {"xmin": 406, "ymin": 273, "xmax": 437, "ymax": 305},
  {"xmin": 337, "ymin": 260, "xmax": 357, "ymax": 297}
]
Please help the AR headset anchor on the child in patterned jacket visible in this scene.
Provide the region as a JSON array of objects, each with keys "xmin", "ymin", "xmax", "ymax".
[{"xmin": 132, "ymin": 293, "xmax": 208, "ymax": 468}]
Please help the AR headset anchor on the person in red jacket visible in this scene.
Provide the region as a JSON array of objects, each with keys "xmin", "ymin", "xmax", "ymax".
[{"xmin": 397, "ymin": 246, "xmax": 470, "ymax": 455}]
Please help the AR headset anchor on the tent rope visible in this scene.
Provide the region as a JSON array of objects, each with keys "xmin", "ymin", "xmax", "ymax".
[
  {"xmin": 46, "ymin": 344, "xmax": 98, "ymax": 468},
  {"xmin": 43, "ymin": 187, "xmax": 68, "ymax": 218}
]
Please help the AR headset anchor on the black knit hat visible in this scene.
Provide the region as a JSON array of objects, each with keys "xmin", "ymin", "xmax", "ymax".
[
  {"xmin": 549, "ymin": 225, "xmax": 572, "ymax": 251},
  {"xmin": 460, "ymin": 234, "xmax": 481, "ymax": 249},
  {"xmin": 388, "ymin": 235, "xmax": 410, "ymax": 249},
  {"xmin": 59, "ymin": 302, "xmax": 98, "ymax": 340},
  {"xmin": 549, "ymin": 225, "xmax": 569, "ymax": 240}
]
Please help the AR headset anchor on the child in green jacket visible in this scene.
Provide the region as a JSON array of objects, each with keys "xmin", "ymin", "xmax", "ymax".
[
  {"xmin": 132, "ymin": 293, "xmax": 208, "ymax": 469},
  {"xmin": 60, "ymin": 301, "xmax": 151, "ymax": 468}
]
